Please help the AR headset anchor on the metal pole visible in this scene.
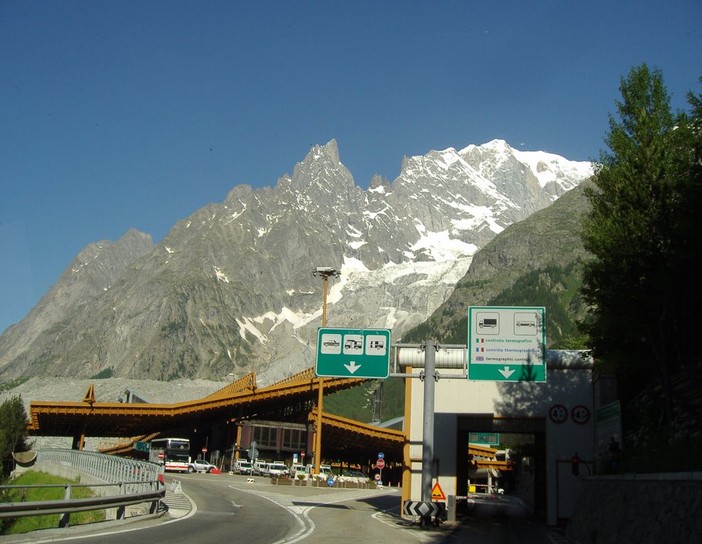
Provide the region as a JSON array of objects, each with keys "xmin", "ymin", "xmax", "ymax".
[
  {"xmin": 322, "ymin": 274, "xmax": 328, "ymax": 327},
  {"xmin": 421, "ymin": 339, "xmax": 437, "ymax": 503},
  {"xmin": 314, "ymin": 274, "xmax": 329, "ymax": 475}
]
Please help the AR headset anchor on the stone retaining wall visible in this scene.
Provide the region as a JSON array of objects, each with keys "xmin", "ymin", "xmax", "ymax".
[{"xmin": 565, "ymin": 473, "xmax": 701, "ymax": 543}]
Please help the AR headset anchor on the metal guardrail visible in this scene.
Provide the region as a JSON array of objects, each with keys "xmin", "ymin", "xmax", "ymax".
[
  {"xmin": 0, "ymin": 449, "xmax": 166, "ymax": 528},
  {"xmin": 34, "ymin": 448, "xmax": 162, "ymax": 491}
]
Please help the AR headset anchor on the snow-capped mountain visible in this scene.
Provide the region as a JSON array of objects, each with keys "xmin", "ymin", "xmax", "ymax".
[{"xmin": 0, "ymin": 139, "xmax": 593, "ymax": 384}]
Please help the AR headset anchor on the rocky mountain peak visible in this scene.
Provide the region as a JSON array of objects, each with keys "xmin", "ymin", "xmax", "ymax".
[
  {"xmin": 287, "ymin": 138, "xmax": 354, "ymax": 194},
  {"xmin": 0, "ymin": 140, "xmax": 593, "ymax": 385}
]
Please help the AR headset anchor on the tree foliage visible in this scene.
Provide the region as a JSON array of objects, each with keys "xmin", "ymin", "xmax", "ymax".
[
  {"xmin": 324, "ymin": 378, "xmax": 406, "ymax": 423},
  {"xmin": 581, "ymin": 65, "xmax": 702, "ymax": 425},
  {"xmin": 0, "ymin": 395, "xmax": 32, "ymax": 479}
]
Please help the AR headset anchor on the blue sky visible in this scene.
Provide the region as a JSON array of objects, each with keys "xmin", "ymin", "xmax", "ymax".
[{"xmin": 1, "ymin": 0, "xmax": 701, "ymax": 334}]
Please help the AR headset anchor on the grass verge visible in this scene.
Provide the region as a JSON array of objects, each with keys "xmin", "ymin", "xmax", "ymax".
[{"xmin": 0, "ymin": 470, "xmax": 105, "ymax": 535}]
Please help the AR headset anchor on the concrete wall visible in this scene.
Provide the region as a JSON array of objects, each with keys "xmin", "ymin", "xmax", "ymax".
[{"xmin": 565, "ymin": 473, "xmax": 702, "ymax": 543}]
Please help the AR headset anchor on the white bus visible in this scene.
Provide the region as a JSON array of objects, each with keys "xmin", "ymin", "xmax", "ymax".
[{"xmin": 150, "ymin": 437, "xmax": 191, "ymax": 472}]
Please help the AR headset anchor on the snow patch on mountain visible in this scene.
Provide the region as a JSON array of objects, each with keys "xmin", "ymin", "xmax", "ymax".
[
  {"xmin": 237, "ymin": 317, "xmax": 268, "ymax": 342},
  {"xmin": 213, "ymin": 266, "xmax": 230, "ymax": 283},
  {"xmin": 451, "ymin": 206, "xmax": 504, "ymax": 234},
  {"xmin": 411, "ymin": 229, "xmax": 477, "ymax": 261},
  {"xmin": 239, "ymin": 221, "xmax": 477, "ymax": 343},
  {"xmin": 461, "ymin": 139, "xmax": 593, "ymax": 190},
  {"xmin": 513, "ymin": 147, "xmax": 594, "ymax": 188}
]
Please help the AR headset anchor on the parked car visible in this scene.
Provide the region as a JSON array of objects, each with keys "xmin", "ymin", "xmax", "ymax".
[
  {"xmin": 188, "ymin": 459, "xmax": 219, "ymax": 473},
  {"xmin": 338, "ymin": 469, "xmax": 369, "ymax": 483}
]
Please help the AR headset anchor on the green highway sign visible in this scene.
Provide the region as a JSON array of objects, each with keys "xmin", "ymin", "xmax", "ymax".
[
  {"xmin": 316, "ymin": 328, "xmax": 391, "ymax": 379},
  {"xmin": 467, "ymin": 306, "xmax": 546, "ymax": 382},
  {"xmin": 469, "ymin": 432, "xmax": 500, "ymax": 446},
  {"xmin": 134, "ymin": 441, "xmax": 150, "ymax": 452}
]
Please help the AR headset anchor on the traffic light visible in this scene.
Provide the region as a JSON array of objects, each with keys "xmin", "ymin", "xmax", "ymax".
[{"xmin": 571, "ymin": 453, "xmax": 580, "ymax": 476}]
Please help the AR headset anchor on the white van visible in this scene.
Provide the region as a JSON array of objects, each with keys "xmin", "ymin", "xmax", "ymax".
[
  {"xmin": 233, "ymin": 459, "xmax": 253, "ymax": 475},
  {"xmin": 268, "ymin": 461, "xmax": 288, "ymax": 477},
  {"xmin": 290, "ymin": 463, "xmax": 307, "ymax": 478},
  {"xmin": 253, "ymin": 460, "xmax": 270, "ymax": 476},
  {"xmin": 307, "ymin": 463, "xmax": 334, "ymax": 481}
]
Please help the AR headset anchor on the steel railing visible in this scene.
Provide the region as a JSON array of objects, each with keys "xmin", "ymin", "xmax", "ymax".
[{"xmin": 0, "ymin": 449, "xmax": 165, "ymax": 528}]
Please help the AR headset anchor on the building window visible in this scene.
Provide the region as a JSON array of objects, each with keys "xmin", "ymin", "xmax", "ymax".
[
  {"xmin": 282, "ymin": 428, "xmax": 305, "ymax": 450},
  {"xmin": 254, "ymin": 426, "xmax": 276, "ymax": 448}
]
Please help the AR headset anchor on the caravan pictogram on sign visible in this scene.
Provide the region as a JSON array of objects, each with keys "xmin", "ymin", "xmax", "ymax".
[{"xmin": 431, "ymin": 482, "xmax": 446, "ymax": 501}]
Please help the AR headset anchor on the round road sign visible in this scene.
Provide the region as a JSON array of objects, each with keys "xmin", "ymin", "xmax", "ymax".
[
  {"xmin": 571, "ymin": 405, "xmax": 591, "ymax": 424},
  {"xmin": 376, "ymin": 458, "xmax": 385, "ymax": 470},
  {"xmin": 549, "ymin": 404, "xmax": 568, "ymax": 424}
]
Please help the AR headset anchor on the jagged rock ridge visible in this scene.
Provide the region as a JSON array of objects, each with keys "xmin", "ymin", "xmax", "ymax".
[{"xmin": 0, "ymin": 139, "xmax": 592, "ymax": 385}]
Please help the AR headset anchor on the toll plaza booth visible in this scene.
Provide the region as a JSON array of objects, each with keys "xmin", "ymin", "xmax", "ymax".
[{"xmin": 399, "ymin": 344, "xmax": 595, "ymax": 526}]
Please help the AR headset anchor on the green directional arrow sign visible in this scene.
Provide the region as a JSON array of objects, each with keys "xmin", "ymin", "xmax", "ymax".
[
  {"xmin": 316, "ymin": 328, "xmax": 390, "ymax": 379},
  {"xmin": 467, "ymin": 306, "xmax": 546, "ymax": 382}
]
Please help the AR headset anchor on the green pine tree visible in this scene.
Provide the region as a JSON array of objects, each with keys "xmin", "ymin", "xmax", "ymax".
[{"xmin": 581, "ymin": 64, "xmax": 700, "ymax": 425}]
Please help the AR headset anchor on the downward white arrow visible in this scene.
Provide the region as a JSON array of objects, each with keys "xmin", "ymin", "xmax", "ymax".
[
  {"xmin": 345, "ymin": 361, "xmax": 361, "ymax": 374},
  {"xmin": 498, "ymin": 366, "xmax": 515, "ymax": 379}
]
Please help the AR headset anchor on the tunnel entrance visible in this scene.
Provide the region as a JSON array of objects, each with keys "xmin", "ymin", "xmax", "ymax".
[{"xmin": 456, "ymin": 415, "xmax": 547, "ymax": 516}]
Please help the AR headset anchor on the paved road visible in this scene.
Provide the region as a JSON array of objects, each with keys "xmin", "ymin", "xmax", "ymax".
[{"xmin": 2, "ymin": 473, "xmax": 568, "ymax": 543}]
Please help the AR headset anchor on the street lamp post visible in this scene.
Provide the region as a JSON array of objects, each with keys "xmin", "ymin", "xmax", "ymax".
[{"xmin": 312, "ymin": 266, "xmax": 340, "ymax": 475}]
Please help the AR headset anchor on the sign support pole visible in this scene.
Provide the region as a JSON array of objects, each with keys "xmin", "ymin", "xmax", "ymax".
[
  {"xmin": 395, "ymin": 341, "xmax": 453, "ymax": 523},
  {"xmin": 313, "ymin": 270, "xmax": 335, "ymax": 474},
  {"xmin": 421, "ymin": 340, "xmax": 437, "ymax": 520}
]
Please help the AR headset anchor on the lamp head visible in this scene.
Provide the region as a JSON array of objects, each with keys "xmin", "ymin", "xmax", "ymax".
[{"xmin": 312, "ymin": 266, "xmax": 340, "ymax": 277}]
